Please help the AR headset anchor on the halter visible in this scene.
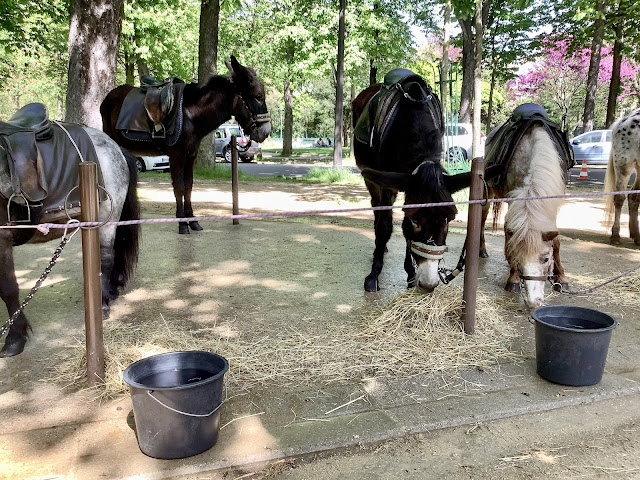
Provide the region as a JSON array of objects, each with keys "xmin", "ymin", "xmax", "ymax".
[
  {"xmin": 410, "ymin": 239, "xmax": 448, "ymax": 260},
  {"xmin": 234, "ymin": 88, "xmax": 271, "ymax": 137}
]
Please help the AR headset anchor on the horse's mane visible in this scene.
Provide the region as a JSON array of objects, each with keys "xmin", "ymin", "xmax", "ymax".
[
  {"xmin": 414, "ymin": 160, "xmax": 458, "ymax": 216},
  {"xmin": 505, "ymin": 126, "xmax": 565, "ymax": 264}
]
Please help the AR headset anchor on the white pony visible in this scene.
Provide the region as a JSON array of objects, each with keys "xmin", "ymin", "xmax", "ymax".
[
  {"xmin": 481, "ymin": 104, "xmax": 571, "ymax": 308},
  {"xmin": 604, "ymin": 108, "xmax": 640, "ymax": 245}
]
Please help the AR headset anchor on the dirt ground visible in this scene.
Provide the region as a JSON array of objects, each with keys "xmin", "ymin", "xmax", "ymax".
[
  {"xmin": 2, "ymin": 174, "xmax": 640, "ymax": 479},
  {"xmin": 134, "ymin": 175, "xmax": 640, "ymax": 480}
]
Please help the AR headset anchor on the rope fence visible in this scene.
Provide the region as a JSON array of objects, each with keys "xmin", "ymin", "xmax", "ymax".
[{"xmin": 1, "ymin": 188, "xmax": 640, "ymax": 232}]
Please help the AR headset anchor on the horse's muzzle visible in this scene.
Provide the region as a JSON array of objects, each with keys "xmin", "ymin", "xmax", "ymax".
[{"xmin": 252, "ymin": 121, "xmax": 271, "ymax": 143}]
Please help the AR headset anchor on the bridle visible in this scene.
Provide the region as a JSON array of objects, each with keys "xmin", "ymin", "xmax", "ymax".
[{"xmin": 234, "ymin": 88, "xmax": 270, "ymax": 138}]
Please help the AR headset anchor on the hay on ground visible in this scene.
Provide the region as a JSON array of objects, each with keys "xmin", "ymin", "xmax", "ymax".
[{"xmin": 51, "ymin": 286, "xmax": 523, "ymax": 400}]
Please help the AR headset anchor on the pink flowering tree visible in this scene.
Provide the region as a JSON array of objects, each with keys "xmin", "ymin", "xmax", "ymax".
[{"xmin": 508, "ymin": 38, "xmax": 638, "ymax": 131}]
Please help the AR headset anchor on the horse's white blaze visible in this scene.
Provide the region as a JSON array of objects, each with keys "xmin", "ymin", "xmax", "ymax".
[{"xmin": 415, "ymin": 259, "xmax": 440, "ymax": 292}]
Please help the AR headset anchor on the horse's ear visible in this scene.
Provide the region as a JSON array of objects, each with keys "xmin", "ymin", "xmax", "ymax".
[
  {"xmin": 225, "ymin": 58, "xmax": 235, "ymax": 76},
  {"xmin": 361, "ymin": 168, "xmax": 413, "ymax": 192}
]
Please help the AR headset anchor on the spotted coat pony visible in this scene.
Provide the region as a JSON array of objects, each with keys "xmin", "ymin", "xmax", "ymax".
[{"xmin": 604, "ymin": 108, "xmax": 640, "ymax": 245}]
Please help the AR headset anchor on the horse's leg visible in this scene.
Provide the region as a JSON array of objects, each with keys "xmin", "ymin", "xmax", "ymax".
[
  {"xmin": 610, "ymin": 166, "xmax": 633, "ymax": 245},
  {"xmin": 505, "ymin": 265, "xmax": 521, "ymax": 293},
  {"xmin": 183, "ymin": 155, "xmax": 203, "ymax": 232},
  {"xmin": 551, "ymin": 237, "xmax": 569, "ymax": 292},
  {"xmin": 0, "ymin": 241, "xmax": 31, "ymax": 357},
  {"xmin": 479, "ymin": 202, "xmax": 491, "ymax": 258},
  {"xmin": 170, "ymin": 160, "xmax": 189, "ymax": 234},
  {"xmin": 628, "ymin": 165, "xmax": 640, "ymax": 245},
  {"xmin": 364, "ymin": 184, "xmax": 396, "ymax": 292},
  {"xmin": 99, "ymin": 225, "xmax": 117, "ymax": 319},
  {"xmin": 503, "ymin": 230, "xmax": 520, "ymax": 292},
  {"xmin": 403, "ymin": 242, "xmax": 416, "ymax": 288}
]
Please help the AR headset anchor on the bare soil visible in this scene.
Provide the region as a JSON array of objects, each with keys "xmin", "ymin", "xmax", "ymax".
[{"xmin": 134, "ymin": 176, "xmax": 640, "ymax": 480}]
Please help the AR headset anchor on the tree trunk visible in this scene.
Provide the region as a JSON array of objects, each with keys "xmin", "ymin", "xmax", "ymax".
[
  {"xmin": 333, "ymin": 0, "xmax": 345, "ymax": 168},
  {"xmin": 606, "ymin": 0, "xmax": 626, "ymax": 127},
  {"xmin": 440, "ymin": 0, "xmax": 451, "ymax": 112},
  {"xmin": 582, "ymin": 0, "xmax": 606, "ymax": 133},
  {"xmin": 472, "ymin": 0, "xmax": 483, "ymax": 158},
  {"xmin": 124, "ymin": 50, "xmax": 135, "ymax": 85},
  {"xmin": 282, "ymin": 71, "xmax": 294, "ymax": 156},
  {"xmin": 137, "ymin": 60, "xmax": 149, "ymax": 79},
  {"xmin": 369, "ymin": 59, "xmax": 377, "ymax": 86},
  {"xmin": 195, "ymin": 0, "xmax": 221, "ymax": 168},
  {"xmin": 458, "ymin": 16, "xmax": 474, "ymax": 124},
  {"xmin": 65, "ymin": 0, "xmax": 124, "ymax": 129}
]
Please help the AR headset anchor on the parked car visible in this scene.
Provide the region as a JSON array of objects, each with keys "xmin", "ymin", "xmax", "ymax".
[
  {"xmin": 135, "ymin": 155, "xmax": 170, "ymax": 172},
  {"xmin": 213, "ymin": 123, "xmax": 257, "ymax": 162},
  {"xmin": 444, "ymin": 122, "xmax": 485, "ymax": 161},
  {"xmin": 570, "ymin": 129, "xmax": 612, "ymax": 165}
]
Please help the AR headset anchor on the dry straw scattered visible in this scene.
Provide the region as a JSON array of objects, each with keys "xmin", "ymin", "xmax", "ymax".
[
  {"xmin": 594, "ymin": 268, "xmax": 640, "ymax": 307},
  {"xmin": 51, "ymin": 286, "xmax": 523, "ymax": 400}
]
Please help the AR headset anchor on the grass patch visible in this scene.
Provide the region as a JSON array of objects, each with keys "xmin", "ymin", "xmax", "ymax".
[{"xmin": 302, "ymin": 166, "xmax": 364, "ymax": 185}]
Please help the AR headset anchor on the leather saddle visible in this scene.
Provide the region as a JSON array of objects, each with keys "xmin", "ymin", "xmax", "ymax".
[
  {"xmin": 354, "ymin": 69, "xmax": 442, "ymax": 160},
  {"xmin": 115, "ymin": 76, "xmax": 185, "ymax": 145},
  {"xmin": 484, "ymin": 103, "xmax": 576, "ymax": 187},
  {"xmin": 0, "ymin": 102, "xmax": 101, "ymax": 228}
]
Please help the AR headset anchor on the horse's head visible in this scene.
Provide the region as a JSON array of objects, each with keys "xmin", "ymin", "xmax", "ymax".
[
  {"xmin": 361, "ymin": 161, "xmax": 465, "ymax": 292},
  {"xmin": 506, "ymin": 228, "xmax": 558, "ymax": 309},
  {"xmin": 225, "ymin": 56, "xmax": 271, "ymax": 143}
]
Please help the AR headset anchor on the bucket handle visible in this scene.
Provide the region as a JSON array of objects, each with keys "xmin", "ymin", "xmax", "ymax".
[{"xmin": 146, "ymin": 383, "xmax": 227, "ymax": 418}]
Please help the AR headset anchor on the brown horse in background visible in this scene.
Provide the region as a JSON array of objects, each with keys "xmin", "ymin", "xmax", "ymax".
[{"xmin": 101, "ymin": 56, "xmax": 271, "ymax": 234}]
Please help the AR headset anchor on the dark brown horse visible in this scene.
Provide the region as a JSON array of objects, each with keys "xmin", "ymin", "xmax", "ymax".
[
  {"xmin": 352, "ymin": 69, "xmax": 501, "ymax": 292},
  {"xmin": 101, "ymin": 56, "xmax": 271, "ymax": 234}
]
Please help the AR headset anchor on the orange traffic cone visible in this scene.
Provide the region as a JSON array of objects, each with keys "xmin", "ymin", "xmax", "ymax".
[{"xmin": 578, "ymin": 158, "xmax": 588, "ymax": 179}]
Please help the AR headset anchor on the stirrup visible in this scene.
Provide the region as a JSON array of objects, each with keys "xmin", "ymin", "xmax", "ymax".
[
  {"xmin": 7, "ymin": 193, "xmax": 40, "ymax": 224},
  {"xmin": 151, "ymin": 123, "xmax": 166, "ymax": 139}
]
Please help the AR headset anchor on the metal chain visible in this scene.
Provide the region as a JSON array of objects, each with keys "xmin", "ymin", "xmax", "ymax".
[{"xmin": 0, "ymin": 222, "xmax": 80, "ymax": 338}]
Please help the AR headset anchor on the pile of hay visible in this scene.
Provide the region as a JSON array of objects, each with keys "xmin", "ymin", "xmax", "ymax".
[
  {"xmin": 51, "ymin": 286, "xmax": 523, "ymax": 400},
  {"xmin": 596, "ymin": 268, "xmax": 640, "ymax": 307}
]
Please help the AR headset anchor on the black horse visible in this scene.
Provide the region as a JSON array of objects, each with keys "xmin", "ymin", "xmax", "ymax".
[
  {"xmin": 352, "ymin": 68, "xmax": 500, "ymax": 293},
  {"xmin": 101, "ymin": 56, "xmax": 271, "ymax": 234}
]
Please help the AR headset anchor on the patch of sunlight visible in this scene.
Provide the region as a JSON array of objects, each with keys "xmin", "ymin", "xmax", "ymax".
[
  {"xmin": 19, "ymin": 274, "xmax": 68, "ymax": 288},
  {"xmin": 191, "ymin": 300, "xmax": 220, "ymax": 314},
  {"xmin": 293, "ymin": 234, "xmax": 321, "ymax": 244},
  {"xmin": 533, "ymin": 450, "xmax": 557, "ymax": 464},
  {"xmin": 312, "ymin": 292, "xmax": 329, "ymax": 298},
  {"xmin": 191, "ymin": 323, "xmax": 239, "ymax": 339},
  {"xmin": 222, "ymin": 415, "xmax": 278, "ymax": 458},
  {"xmin": 14, "ymin": 269, "xmax": 32, "ymax": 278},
  {"xmin": 126, "ymin": 288, "xmax": 174, "ymax": 302},
  {"xmin": 335, "ymin": 304, "xmax": 353, "ymax": 313},
  {"xmin": 362, "ymin": 378, "xmax": 383, "ymax": 395},
  {"xmin": 303, "ymin": 272, "xmax": 319, "ymax": 278},
  {"xmin": 164, "ymin": 299, "xmax": 190, "ymax": 309}
]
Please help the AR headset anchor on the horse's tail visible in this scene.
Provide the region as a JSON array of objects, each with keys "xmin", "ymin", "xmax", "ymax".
[
  {"xmin": 112, "ymin": 147, "xmax": 141, "ymax": 290},
  {"xmin": 603, "ymin": 129, "xmax": 618, "ymax": 227}
]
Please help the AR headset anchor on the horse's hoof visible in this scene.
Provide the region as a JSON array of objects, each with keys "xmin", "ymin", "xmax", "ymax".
[
  {"xmin": 178, "ymin": 223, "xmax": 190, "ymax": 234},
  {"xmin": 189, "ymin": 221, "xmax": 204, "ymax": 231},
  {"xmin": 609, "ymin": 235, "xmax": 621, "ymax": 245},
  {"xmin": 364, "ymin": 278, "xmax": 379, "ymax": 292},
  {"xmin": 553, "ymin": 283, "xmax": 569, "ymax": 292},
  {"xmin": 479, "ymin": 248, "xmax": 489, "ymax": 258},
  {"xmin": 0, "ymin": 337, "xmax": 27, "ymax": 358},
  {"xmin": 505, "ymin": 282, "xmax": 521, "ymax": 293},
  {"xmin": 102, "ymin": 304, "xmax": 111, "ymax": 320}
]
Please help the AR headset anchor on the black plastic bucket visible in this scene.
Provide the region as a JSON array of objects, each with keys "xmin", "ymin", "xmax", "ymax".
[
  {"xmin": 531, "ymin": 306, "xmax": 617, "ymax": 386},
  {"xmin": 123, "ymin": 350, "xmax": 229, "ymax": 459}
]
